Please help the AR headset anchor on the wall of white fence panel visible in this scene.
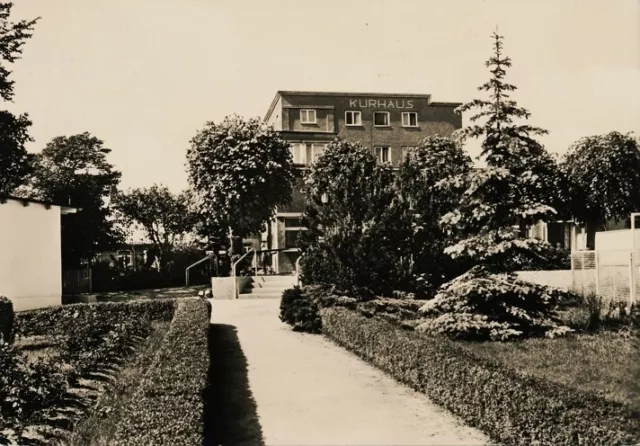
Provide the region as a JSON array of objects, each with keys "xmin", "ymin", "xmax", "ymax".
[
  {"xmin": 515, "ymin": 270, "xmax": 573, "ymax": 290},
  {"xmin": 571, "ymin": 250, "xmax": 638, "ymax": 305}
]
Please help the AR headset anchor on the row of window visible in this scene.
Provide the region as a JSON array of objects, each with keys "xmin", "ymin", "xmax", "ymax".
[
  {"xmin": 289, "ymin": 143, "xmax": 416, "ymax": 165},
  {"xmin": 300, "ymin": 109, "xmax": 419, "ymax": 128}
]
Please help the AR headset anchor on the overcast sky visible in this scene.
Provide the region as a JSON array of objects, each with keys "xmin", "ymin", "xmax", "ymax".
[{"xmin": 7, "ymin": 0, "xmax": 640, "ymax": 192}]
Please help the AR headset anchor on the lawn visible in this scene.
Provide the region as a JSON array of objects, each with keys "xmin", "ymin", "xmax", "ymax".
[
  {"xmin": 83, "ymin": 285, "xmax": 206, "ymax": 303},
  {"xmin": 459, "ymin": 331, "xmax": 640, "ymax": 412}
]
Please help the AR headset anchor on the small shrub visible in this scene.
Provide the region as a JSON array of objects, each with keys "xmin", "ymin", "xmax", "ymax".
[
  {"xmin": 416, "ymin": 266, "xmax": 575, "ymax": 341},
  {"xmin": 0, "ymin": 340, "xmax": 69, "ymax": 441},
  {"xmin": 0, "ymin": 296, "xmax": 13, "ymax": 343},
  {"xmin": 110, "ymin": 299, "xmax": 210, "ymax": 446},
  {"xmin": 279, "ymin": 286, "xmax": 322, "ymax": 333},
  {"xmin": 560, "ymin": 292, "xmax": 637, "ymax": 333},
  {"xmin": 321, "ymin": 308, "xmax": 640, "ymax": 446}
]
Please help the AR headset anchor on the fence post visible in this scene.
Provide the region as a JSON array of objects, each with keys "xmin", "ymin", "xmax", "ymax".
[
  {"xmin": 630, "ymin": 251, "xmax": 636, "ymax": 311},
  {"xmin": 581, "ymin": 250, "xmax": 586, "ymax": 294},
  {"xmin": 594, "ymin": 251, "xmax": 600, "ymax": 296}
]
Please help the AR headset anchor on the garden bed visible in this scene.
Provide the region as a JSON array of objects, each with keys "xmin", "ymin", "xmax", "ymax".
[
  {"xmin": 320, "ymin": 307, "xmax": 640, "ymax": 446},
  {"xmin": 1, "ymin": 298, "xmax": 211, "ymax": 445}
]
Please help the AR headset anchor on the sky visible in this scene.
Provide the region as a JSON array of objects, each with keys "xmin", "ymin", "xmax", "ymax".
[{"xmin": 7, "ymin": 0, "xmax": 640, "ymax": 193}]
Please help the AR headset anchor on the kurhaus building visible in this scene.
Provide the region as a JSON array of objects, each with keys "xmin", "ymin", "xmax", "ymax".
[{"xmin": 256, "ymin": 90, "xmax": 463, "ymax": 273}]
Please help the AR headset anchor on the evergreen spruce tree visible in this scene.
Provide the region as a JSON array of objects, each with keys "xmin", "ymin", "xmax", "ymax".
[{"xmin": 442, "ymin": 32, "xmax": 565, "ymax": 271}]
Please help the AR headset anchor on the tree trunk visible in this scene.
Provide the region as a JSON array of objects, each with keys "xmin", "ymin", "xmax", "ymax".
[{"xmin": 585, "ymin": 218, "xmax": 598, "ymax": 250}]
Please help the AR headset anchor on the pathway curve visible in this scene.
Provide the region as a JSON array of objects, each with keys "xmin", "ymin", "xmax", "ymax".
[{"xmin": 210, "ymin": 298, "xmax": 489, "ymax": 446}]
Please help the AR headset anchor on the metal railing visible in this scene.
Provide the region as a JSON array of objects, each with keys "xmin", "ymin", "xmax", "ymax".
[
  {"xmin": 185, "ymin": 253, "xmax": 215, "ymax": 287},
  {"xmin": 232, "ymin": 248, "xmax": 255, "ymax": 299}
]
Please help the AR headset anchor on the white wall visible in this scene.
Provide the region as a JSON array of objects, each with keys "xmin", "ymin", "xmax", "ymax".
[
  {"xmin": 595, "ymin": 229, "xmax": 640, "ymax": 251},
  {"xmin": 515, "ymin": 270, "xmax": 573, "ymax": 291},
  {"xmin": 0, "ymin": 199, "xmax": 63, "ymax": 311}
]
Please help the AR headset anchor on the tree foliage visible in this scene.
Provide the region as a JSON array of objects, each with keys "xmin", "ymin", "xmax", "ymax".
[
  {"xmin": 186, "ymin": 115, "xmax": 295, "ymax": 245},
  {"xmin": 114, "ymin": 184, "xmax": 196, "ymax": 271},
  {"xmin": 442, "ymin": 32, "xmax": 563, "ymax": 271},
  {"xmin": 0, "ymin": 4, "xmax": 39, "ymax": 194},
  {"xmin": 28, "ymin": 133, "xmax": 122, "ymax": 268},
  {"xmin": 301, "ymin": 138, "xmax": 411, "ymax": 296},
  {"xmin": 0, "ymin": 111, "xmax": 32, "ymax": 194},
  {"xmin": 561, "ymin": 131, "xmax": 640, "ymax": 248},
  {"xmin": 395, "ymin": 136, "xmax": 473, "ymax": 289}
]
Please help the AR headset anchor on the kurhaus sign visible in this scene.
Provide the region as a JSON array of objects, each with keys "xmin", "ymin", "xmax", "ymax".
[{"xmin": 348, "ymin": 98, "xmax": 414, "ymax": 109}]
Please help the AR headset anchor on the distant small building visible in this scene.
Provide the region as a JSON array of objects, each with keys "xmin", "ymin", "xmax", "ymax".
[{"xmin": 0, "ymin": 195, "xmax": 77, "ymax": 311}]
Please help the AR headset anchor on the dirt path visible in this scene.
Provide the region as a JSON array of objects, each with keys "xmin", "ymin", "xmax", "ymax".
[{"xmin": 210, "ymin": 298, "xmax": 489, "ymax": 446}]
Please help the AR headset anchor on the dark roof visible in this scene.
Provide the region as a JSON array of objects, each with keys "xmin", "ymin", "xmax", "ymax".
[{"xmin": 0, "ymin": 195, "xmax": 79, "ymax": 213}]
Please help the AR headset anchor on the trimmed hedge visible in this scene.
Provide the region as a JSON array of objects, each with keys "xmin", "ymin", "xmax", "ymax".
[
  {"xmin": 14, "ymin": 299, "xmax": 175, "ymax": 338},
  {"xmin": 2, "ymin": 299, "xmax": 178, "ymax": 444},
  {"xmin": 111, "ymin": 299, "xmax": 211, "ymax": 446},
  {"xmin": 0, "ymin": 296, "xmax": 13, "ymax": 343},
  {"xmin": 321, "ymin": 307, "xmax": 640, "ymax": 446}
]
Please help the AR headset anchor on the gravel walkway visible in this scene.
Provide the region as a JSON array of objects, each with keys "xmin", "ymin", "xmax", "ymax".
[{"xmin": 210, "ymin": 298, "xmax": 489, "ymax": 446}]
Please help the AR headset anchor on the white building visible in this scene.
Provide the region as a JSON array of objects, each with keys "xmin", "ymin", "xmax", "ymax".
[{"xmin": 0, "ymin": 195, "xmax": 77, "ymax": 311}]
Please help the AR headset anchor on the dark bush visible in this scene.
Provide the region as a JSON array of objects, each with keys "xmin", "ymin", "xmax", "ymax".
[
  {"xmin": 110, "ymin": 299, "xmax": 210, "ymax": 446},
  {"xmin": 279, "ymin": 286, "xmax": 322, "ymax": 333},
  {"xmin": 0, "ymin": 295, "xmax": 13, "ymax": 343},
  {"xmin": 321, "ymin": 307, "xmax": 640, "ymax": 446}
]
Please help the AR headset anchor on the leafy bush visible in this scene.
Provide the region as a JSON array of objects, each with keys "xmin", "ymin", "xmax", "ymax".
[
  {"xmin": 356, "ymin": 298, "xmax": 423, "ymax": 329},
  {"xmin": 300, "ymin": 139, "xmax": 413, "ymax": 296},
  {"xmin": 321, "ymin": 307, "xmax": 640, "ymax": 446},
  {"xmin": 110, "ymin": 299, "xmax": 210, "ymax": 446},
  {"xmin": 0, "ymin": 295, "xmax": 13, "ymax": 343},
  {"xmin": 416, "ymin": 266, "xmax": 575, "ymax": 341},
  {"xmin": 0, "ymin": 340, "xmax": 69, "ymax": 442},
  {"xmin": 559, "ymin": 292, "xmax": 637, "ymax": 333},
  {"xmin": 279, "ymin": 286, "xmax": 322, "ymax": 333}
]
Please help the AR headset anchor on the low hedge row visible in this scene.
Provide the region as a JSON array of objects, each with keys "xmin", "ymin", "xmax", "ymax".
[
  {"xmin": 2, "ymin": 299, "xmax": 178, "ymax": 443},
  {"xmin": 321, "ymin": 307, "xmax": 640, "ymax": 446},
  {"xmin": 111, "ymin": 298, "xmax": 211, "ymax": 446},
  {"xmin": 14, "ymin": 299, "xmax": 176, "ymax": 339}
]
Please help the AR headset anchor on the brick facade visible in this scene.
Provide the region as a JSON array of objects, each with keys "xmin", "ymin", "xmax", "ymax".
[{"xmin": 261, "ymin": 90, "xmax": 462, "ymax": 273}]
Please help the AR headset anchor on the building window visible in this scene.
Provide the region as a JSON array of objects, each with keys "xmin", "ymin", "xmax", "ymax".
[
  {"xmin": 402, "ymin": 112, "xmax": 418, "ymax": 127},
  {"xmin": 289, "ymin": 143, "xmax": 307, "ymax": 164},
  {"xmin": 345, "ymin": 111, "xmax": 362, "ymax": 126},
  {"xmin": 373, "ymin": 111, "xmax": 390, "ymax": 127},
  {"xmin": 375, "ymin": 146, "xmax": 391, "ymax": 163},
  {"xmin": 300, "ymin": 109, "xmax": 316, "ymax": 124},
  {"xmin": 283, "ymin": 216, "xmax": 306, "ymax": 249}
]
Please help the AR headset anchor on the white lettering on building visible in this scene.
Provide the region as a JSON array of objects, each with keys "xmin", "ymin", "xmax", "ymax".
[{"xmin": 347, "ymin": 99, "xmax": 415, "ymax": 109}]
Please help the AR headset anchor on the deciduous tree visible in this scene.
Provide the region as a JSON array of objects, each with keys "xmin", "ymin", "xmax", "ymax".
[
  {"xmin": 28, "ymin": 133, "xmax": 122, "ymax": 268},
  {"xmin": 0, "ymin": 4, "xmax": 39, "ymax": 194},
  {"xmin": 186, "ymin": 115, "xmax": 295, "ymax": 254},
  {"xmin": 561, "ymin": 131, "xmax": 640, "ymax": 249},
  {"xmin": 301, "ymin": 138, "xmax": 411, "ymax": 296},
  {"xmin": 114, "ymin": 184, "xmax": 196, "ymax": 271},
  {"xmin": 396, "ymin": 136, "xmax": 472, "ymax": 289}
]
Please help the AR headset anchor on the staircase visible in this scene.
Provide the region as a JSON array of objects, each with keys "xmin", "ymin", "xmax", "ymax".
[{"xmin": 238, "ymin": 275, "xmax": 298, "ymax": 299}]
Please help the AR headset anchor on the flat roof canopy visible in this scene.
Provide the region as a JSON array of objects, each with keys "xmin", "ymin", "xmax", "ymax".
[{"xmin": 0, "ymin": 195, "xmax": 79, "ymax": 214}]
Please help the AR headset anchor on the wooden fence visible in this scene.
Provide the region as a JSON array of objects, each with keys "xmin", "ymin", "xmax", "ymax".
[{"xmin": 62, "ymin": 268, "xmax": 92, "ymax": 295}]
